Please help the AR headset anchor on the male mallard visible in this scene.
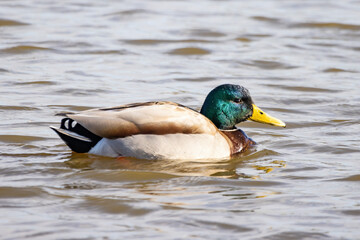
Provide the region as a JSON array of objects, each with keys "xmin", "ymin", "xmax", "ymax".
[{"xmin": 51, "ymin": 84, "xmax": 285, "ymax": 160}]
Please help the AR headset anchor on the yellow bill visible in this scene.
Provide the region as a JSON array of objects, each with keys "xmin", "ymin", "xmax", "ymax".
[{"xmin": 249, "ymin": 104, "xmax": 286, "ymax": 128}]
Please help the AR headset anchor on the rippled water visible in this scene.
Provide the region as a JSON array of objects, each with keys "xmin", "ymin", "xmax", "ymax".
[{"xmin": 1, "ymin": 0, "xmax": 360, "ymax": 239}]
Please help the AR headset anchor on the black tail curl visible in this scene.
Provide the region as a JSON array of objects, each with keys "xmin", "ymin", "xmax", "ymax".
[{"xmin": 50, "ymin": 118, "xmax": 102, "ymax": 153}]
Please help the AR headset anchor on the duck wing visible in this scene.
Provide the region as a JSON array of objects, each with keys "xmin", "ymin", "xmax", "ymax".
[{"xmin": 64, "ymin": 101, "xmax": 218, "ymax": 139}]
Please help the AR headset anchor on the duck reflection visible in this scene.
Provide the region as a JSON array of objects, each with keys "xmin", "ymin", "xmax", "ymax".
[{"xmin": 64, "ymin": 147, "xmax": 285, "ymax": 180}]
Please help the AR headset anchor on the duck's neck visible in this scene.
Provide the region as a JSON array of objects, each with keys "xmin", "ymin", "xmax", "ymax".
[{"xmin": 200, "ymin": 103, "xmax": 236, "ymax": 130}]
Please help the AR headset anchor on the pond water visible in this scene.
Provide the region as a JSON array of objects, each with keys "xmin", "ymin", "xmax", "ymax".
[{"xmin": 1, "ymin": 0, "xmax": 359, "ymax": 239}]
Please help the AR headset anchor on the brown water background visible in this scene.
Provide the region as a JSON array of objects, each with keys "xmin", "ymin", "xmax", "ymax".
[{"xmin": 1, "ymin": 0, "xmax": 360, "ymax": 239}]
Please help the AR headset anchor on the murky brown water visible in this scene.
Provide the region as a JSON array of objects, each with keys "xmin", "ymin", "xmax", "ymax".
[{"xmin": 1, "ymin": 0, "xmax": 360, "ymax": 239}]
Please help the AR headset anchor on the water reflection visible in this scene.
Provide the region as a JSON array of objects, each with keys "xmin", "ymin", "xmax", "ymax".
[{"xmin": 64, "ymin": 147, "xmax": 286, "ymax": 180}]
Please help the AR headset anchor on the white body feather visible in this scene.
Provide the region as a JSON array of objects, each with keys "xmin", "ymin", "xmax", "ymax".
[{"xmin": 89, "ymin": 132, "xmax": 230, "ymax": 160}]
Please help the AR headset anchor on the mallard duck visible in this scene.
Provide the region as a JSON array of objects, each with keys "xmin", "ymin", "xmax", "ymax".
[{"xmin": 51, "ymin": 84, "xmax": 285, "ymax": 160}]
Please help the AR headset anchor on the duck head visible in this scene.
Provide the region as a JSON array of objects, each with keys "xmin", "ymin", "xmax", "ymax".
[{"xmin": 200, "ymin": 84, "xmax": 286, "ymax": 129}]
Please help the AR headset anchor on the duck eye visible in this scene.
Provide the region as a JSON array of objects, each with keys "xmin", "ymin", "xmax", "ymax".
[{"xmin": 233, "ymin": 98, "xmax": 243, "ymax": 103}]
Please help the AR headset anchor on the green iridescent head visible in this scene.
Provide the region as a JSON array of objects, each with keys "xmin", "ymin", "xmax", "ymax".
[
  {"xmin": 200, "ymin": 84, "xmax": 286, "ymax": 130},
  {"xmin": 200, "ymin": 84, "xmax": 254, "ymax": 130}
]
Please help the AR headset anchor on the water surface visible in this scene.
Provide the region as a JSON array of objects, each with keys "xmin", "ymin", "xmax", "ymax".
[{"xmin": 1, "ymin": 0, "xmax": 360, "ymax": 239}]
